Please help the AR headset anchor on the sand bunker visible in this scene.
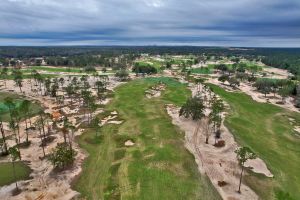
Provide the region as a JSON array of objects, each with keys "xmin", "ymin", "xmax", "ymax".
[
  {"xmin": 145, "ymin": 84, "xmax": 166, "ymax": 98},
  {"xmin": 0, "ymin": 77, "xmax": 124, "ymax": 200},
  {"xmin": 61, "ymin": 106, "xmax": 79, "ymax": 115},
  {"xmin": 124, "ymin": 140, "xmax": 135, "ymax": 147},
  {"xmin": 207, "ymin": 77, "xmax": 299, "ymax": 113},
  {"xmin": 166, "ymin": 83, "xmax": 273, "ymax": 200}
]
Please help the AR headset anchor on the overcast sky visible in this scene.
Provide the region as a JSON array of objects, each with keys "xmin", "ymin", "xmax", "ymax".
[{"xmin": 0, "ymin": 0, "xmax": 299, "ymax": 47}]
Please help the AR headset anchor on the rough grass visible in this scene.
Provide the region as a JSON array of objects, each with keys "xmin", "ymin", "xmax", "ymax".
[
  {"xmin": 73, "ymin": 77, "xmax": 221, "ymax": 200},
  {"xmin": 0, "ymin": 162, "xmax": 32, "ymax": 186},
  {"xmin": 209, "ymin": 84, "xmax": 300, "ymax": 200},
  {"xmin": 0, "ymin": 92, "xmax": 42, "ymax": 121}
]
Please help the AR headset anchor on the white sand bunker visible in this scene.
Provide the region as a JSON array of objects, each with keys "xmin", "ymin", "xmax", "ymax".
[
  {"xmin": 145, "ymin": 83, "xmax": 166, "ymax": 98},
  {"xmin": 100, "ymin": 115, "xmax": 123, "ymax": 126},
  {"xmin": 111, "ymin": 111, "xmax": 118, "ymax": 115},
  {"xmin": 245, "ymin": 158, "xmax": 273, "ymax": 177},
  {"xmin": 62, "ymin": 106, "xmax": 79, "ymax": 115},
  {"xmin": 293, "ymin": 126, "xmax": 300, "ymax": 136},
  {"xmin": 166, "ymin": 82, "xmax": 274, "ymax": 200},
  {"xmin": 125, "ymin": 140, "xmax": 135, "ymax": 147}
]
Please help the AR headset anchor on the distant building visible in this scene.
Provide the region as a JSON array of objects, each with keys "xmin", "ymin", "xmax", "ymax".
[
  {"xmin": 141, "ymin": 53, "xmax": 149, "ymax": 57},
  {"xmin": 34, "ymin": 57, "xmax": 46, "ymax": 66}
]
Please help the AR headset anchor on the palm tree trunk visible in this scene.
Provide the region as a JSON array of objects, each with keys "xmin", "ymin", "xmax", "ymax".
[
  {"xmin": 24, "ymin": 118, "xmax": 29, "ymax": 143},
  {"xmin": 16, "ymin": 123, "xmax": 21, "ymax": 144},
  {"xmin": 0, "ymin": 121, "xmax": 8, "ymax": 155},
  {"xmin": 38, "ymin": 127, "xmax": 46, "ymax": 157},
  {"xmin": 238, "ymin": 165, "xmax": 244, "ymax": 193},
  {"xmin": 12, "ymin": 161, "xmax": 18, "ymax": 189}
]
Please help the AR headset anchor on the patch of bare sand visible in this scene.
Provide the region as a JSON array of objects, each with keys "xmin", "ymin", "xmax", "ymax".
[
  {"xmin": 207, "ymin": 78, "xmax": 299, "ymax": 113},
  {"xmin": 0, "ymin": 76, "xmax": 124, "ymax": 200},
  {"xmin": 263, "ymin": 67, "xmax": 292, "ymax": 79},
  {"xmin": 166, "ymin": 84, "xmax": 273, "ymax": 200},
  {"xmin": 145, "ymin": 83, "xmax": 166, "ymax": 98}
]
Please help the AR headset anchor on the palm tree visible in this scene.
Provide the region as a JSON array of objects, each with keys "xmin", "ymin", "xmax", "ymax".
[
  {"xmin": 19, "ymin": 100, "xmax": 31, "ymax": 143},
  {"xmin": 44, "ymin": 78, "xmax": 51, "ymax": 96},
  {"xmin": 209, "ymin": 97, "xmax": 224, "ymax": 144},
  {"xmin": 59, "ymin": 77, "xmax": 65, "ymax": 88},
  {"xmin": 65, "ymin": 84, "xmax": 74, "ymax": 104},
  {"xmin": 34, "ymin": 120, "xmax": 46, "ymax": 157},
  {"xmin": 12, "ymin": 109, "xmax": 22, "ymax": 144},
  {"xmin": 179, "ymin": 96, "xmax": 205, "ymax": 141},
  {"xmin": 9, "ymin": 120, "xmax": 18, "ymax": 144},
  {"xmin": 38, "ymin": 111, "xmax": 47, "ymax": 139},
  {"xmin": 0, "ymin": 117, "xmax": 8, "ymax": 155},
  {"xmin": 0, "ymin": 67, "xmax": 8, "ymax": 88},
  {"xmin": 12, "ymin": 70, "xmax": 23, "ymax": 93},
  {"xmin": 4, "ymin": 97, "xmax": 16, "ymax": 122},
  {"xmin": 8, "ymin": 146, "xmax": 21, "ymax": 190},
  {"xmin": 235, "ymin": 147, "xmax": 257, "ymax": 193}
]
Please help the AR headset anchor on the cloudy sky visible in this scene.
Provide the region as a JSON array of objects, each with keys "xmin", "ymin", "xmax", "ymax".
[{"xmin": 0, "ymin": 0, "xmax": 300, "ymax": 47}]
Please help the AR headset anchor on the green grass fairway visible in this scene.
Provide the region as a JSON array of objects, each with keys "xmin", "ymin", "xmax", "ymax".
[
  {"xmin": 30, "ymin": 66, "xmax": 84, "ymax": 73},
  {"xmin": 74, "ymin": 77, "xmax": 221, "ymax": 200},
  {"xmin": 0, "ymin": 162, "xmax": 32, "ymax": 186},
  {"xmin": 210, "ymin": 84, "xmax": 300, "ymax": 200},
  {"xmin": 0, "ymin": 92, "xmax": 42, "ymax": 121},
  {"xmin": 191, "ymin": 66, "xmax": 213, "ymax": 74}
]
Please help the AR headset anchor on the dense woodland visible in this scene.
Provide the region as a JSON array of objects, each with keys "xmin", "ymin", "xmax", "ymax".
[{"xmin": 0, "ymin": 46, "xmax": 300, "ymax": 74}]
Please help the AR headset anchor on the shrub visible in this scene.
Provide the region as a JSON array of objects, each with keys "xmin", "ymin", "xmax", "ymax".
[
  {"xmin": 218, "ymin": 181, "xmax": 227, "ymax": 187},
  {"xmin": 115, "ymin": 69, "xmax": 129, "ymax": 81},
  {"xmin": 84, "ymin": 66, "xmax": 96, "ymax": 73},
  {"xmin": 214, "ymin": 140, "xmax": 225, "ymax": 147},
  {"xmin": 48, "ymin": 143, "xmax": 77, "ymax": 169},
  {"xmin": 132, "ymin": 63, "xmax": 157, "ymax": 74}
]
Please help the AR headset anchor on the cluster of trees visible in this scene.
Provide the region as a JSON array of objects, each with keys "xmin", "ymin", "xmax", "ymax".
[
  {"xmin": 45, "ymin": 54, "xmax": 135, "ymax": 69},
  {"xmin": 0, "ymin": 98, "xmax": 35, "ymax": 154},
  {"xmin": 179, "ymin": 84, "xmax": 225, "ymax": 145},
  {"xmin": 48, "ymin": 143, "xmax": 77, "ymax": 169},
  {"xmin": 179, "ymin": 82, "xmax": 257, "ymax": 194},
  {"xmin": 253, "ymin": 78, "xmax": 296, "ymax": 99},
  {"xmin": 0, "ymin": 70, "xmax": 113, "ymax": 187},
  {"xmin": 0, "ymin": 98, "xmax": 49, "ymax": 191},
  {"xmin": 132, "ymin": 63, "xmax": 157, "ymax": 74},
  {"xmin": 216, "ymin": 62, "xmax": 264, "ymax": 88},
  {"xmin": 115, "ymin": 69, "xmax": 129, "ymax": 81},
  {"xmin": 261, "ymin": 52, "xmax": 300, "ymax": 76},
  {"xmin": 216, "ymin": 63, "xmax": 261, "ymax": 76},
  {"xmin": 1, "ymin": 46, "xmax": 299, "ymax": 76}
]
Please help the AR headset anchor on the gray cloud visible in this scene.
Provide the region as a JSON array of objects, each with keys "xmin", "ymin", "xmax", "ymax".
[{"xmin": 0, "ymin": 0, "xmax": 300, "ymax": 47}]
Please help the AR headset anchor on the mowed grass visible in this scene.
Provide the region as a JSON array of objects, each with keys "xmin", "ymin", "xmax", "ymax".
[
  {"xmin": 0, "ymin": 92, "xmax": 42, "ymax": 121},
  {"xmin": 30, "ymin": 66, "xmax": 84, "ymax": 73},
  {"xmin": 73, "ymin": 77, "xmax": 221, "ymax": 200},
  {"xmin": 190, "ymin": 66, "xmax": 214, "ymax": 74},
  {"xmin": 209, "ymin": 84, "xmax": 300, "ymax": 200},
  {"xmin": 0, "ymin": 162, "xmax": 32, "ymax": 186},
  {"xmin": 0, "ymin": 73, "xmax": 59, "ymax": 80}
]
